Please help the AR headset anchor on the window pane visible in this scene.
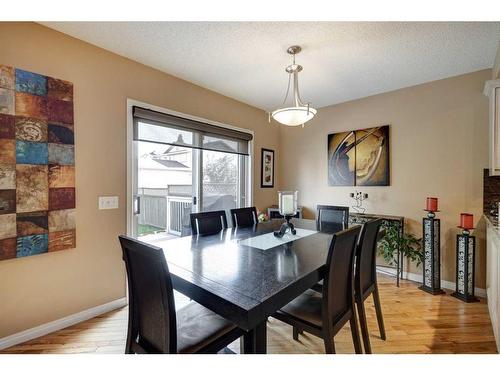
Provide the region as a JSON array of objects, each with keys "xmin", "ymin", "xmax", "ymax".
[
  {"xmin": 201, "ymin": 150, "xmax": 239, "ymax": 214},
  {"xmin": 202, "ymin": 135, "xmax": 239, "ymax": 153},
  {"xmin": 137, "ymin": 141, "xmax": 193, "ymax": 239},
  {"xmin": 137, "ymin": 121, "xmax": 193, "ymax": 147}
]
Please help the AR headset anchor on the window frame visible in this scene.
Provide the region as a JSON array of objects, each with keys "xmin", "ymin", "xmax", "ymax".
[{"xmin": 126, "ymin": 98, "xmax": 254, "ymax": 237}]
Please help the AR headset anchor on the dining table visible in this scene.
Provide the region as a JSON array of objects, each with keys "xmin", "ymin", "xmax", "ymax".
[{"xmin": 146, "ymin": 218, "xmax": 354, "ymax": 354}]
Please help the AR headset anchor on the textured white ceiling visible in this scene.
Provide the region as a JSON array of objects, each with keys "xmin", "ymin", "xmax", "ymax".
[{"xmin": 41, "ymin": 22, "xmax": 500, "ymax": 110}]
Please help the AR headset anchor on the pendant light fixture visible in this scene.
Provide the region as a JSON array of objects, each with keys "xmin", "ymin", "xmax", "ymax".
[{"xmin": 270, "ymin": 45, "xmax": 317, "ymax": 127}]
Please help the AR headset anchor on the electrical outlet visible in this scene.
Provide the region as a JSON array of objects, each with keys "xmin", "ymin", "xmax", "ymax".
[{"xmin": 99, "ymin": 196, "xmax": 119, "ymax": 210}]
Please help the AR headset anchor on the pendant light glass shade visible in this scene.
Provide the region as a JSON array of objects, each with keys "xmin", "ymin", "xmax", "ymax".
[
  {"xmin": 271, "ymin": 106, "xmax": 317, "ymax": 126},
  {"xmin": 270, "ymin": 45, "xmax": 317, "ymax": 127}
]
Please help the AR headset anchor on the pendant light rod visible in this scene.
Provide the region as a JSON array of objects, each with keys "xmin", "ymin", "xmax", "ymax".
[
  {"xmin": 293, "ymin": 70, "xmax": 300, "ymax": 107},
  {"xmin": 271, "ymin": 45, "xmax": 317, "ymax": 127}
]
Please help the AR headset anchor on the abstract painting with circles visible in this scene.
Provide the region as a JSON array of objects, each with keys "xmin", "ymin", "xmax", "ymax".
[
  {"xmin": 0, "ymin": 65, "xmax": 75, "ymax": 261},
  {"xmin": 327, "ymin": 125, "xmax": 390, "ymax": 186}
]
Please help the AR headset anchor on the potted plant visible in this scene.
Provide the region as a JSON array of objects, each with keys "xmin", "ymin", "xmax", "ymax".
[
  {"xmin": 378, "ymin": 222, "xmax": 423, "ymax": 267},
  {"xmin": 257, "ymin": 210, "xmax": 269, "ymax": 223}
]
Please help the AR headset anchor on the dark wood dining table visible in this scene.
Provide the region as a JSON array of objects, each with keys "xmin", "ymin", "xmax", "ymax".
[{"xmin": 146, "ymin": 218, "xmax": 351, "ymax": 354}]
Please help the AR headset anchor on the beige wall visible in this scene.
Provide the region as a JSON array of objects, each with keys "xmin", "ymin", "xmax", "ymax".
[
  {"xmin": 279, "ymin": 69, "xmax": 491, "ymax": 288},
  {"xmin": 0, "ymin": 22, "xmax": 280, "ymax": 338}
]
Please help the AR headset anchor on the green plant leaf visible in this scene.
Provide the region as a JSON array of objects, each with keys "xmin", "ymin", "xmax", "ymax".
[{"xmin": 377, "ymin": 221, "xmax": 423, "ymax": 268}]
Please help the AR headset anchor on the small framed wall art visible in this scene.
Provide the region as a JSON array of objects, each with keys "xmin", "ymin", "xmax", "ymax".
[{"xmin": 261, "ymin": 148, "xmax": 275, "ymax": 188}]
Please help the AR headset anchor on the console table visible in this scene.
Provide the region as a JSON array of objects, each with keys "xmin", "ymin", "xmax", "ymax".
[{"xmin": 350, "ymin": 212, "xmax": 405, "ymax": 287}]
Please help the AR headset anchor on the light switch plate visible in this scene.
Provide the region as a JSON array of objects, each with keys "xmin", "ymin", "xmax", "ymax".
[{"xmin": 99, "ymin": 196, "xmax": 119, "ymax": 210}]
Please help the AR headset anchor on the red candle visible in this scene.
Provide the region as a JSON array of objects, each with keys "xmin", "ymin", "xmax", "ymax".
[
  {"xmin": 460, "ymin": 213, "xmax": 474, "ymax": 229},
  {"xmin": 426, "ymin": 197, "xmax": 438, "ymax": 212}
]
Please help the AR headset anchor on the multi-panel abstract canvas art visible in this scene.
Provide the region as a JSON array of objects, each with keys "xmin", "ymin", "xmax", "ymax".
[
  {"xmin": 0, "ymin": 65, "xmax": 75, "ymax": 261},
  {"xmin": 328, "ymin": 125, "xmax": 390, "ymax": 186}
]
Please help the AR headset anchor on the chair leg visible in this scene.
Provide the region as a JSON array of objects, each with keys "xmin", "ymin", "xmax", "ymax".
[
  {"xmin": 356, "ymin": 298, "xmax": 372, "ymax": 354},
  {"xmin": 349, "ymin": 312, "xmax": 363, "ymax": 354},
  {"xmin": 373, "ymin": 284, "xmax": 386, "ymax": 340},
  {"xmin": 125, "ymin": 312, "xmax": 135, "ymax": 354},
  {"xmin": 324, "ymin": 335, "xmax": 336, "ymax": 354},
  {"xmin": 125, "ymin": 338, "xmax": 133, "ymax": 354},
  {"xmin": 239, "ymin": 336, "xmax": 245, "ymax": 354}
]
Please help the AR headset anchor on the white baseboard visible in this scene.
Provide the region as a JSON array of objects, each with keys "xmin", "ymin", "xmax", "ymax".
[
  {"xmin": 377, "ymin": 266, "xmax": 487, "ymax": 298},
  {"xmin": 0, "ymin": 297, "xmax": 127, "ymax": 351}
]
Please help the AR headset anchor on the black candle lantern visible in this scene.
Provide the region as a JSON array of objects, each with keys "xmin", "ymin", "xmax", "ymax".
[
  {"xmin": 419, "ymin": 198, "xmax": 445, "ymax": 295},
  {"xmin": 451, "ymin": 214, "xmax": 479, "ymax": 303},
  {"xmin": 274, "ymin": 191, "xmax": 298, "ymax": 238}
]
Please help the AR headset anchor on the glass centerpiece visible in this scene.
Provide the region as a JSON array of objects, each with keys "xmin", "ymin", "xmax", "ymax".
[{"xmin": 274, "ymin": 191, "xmax": 298, "ymax": 238}]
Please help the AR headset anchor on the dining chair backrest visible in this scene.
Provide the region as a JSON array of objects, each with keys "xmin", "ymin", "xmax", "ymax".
[
  {"xmin": 190, "ymin": 210, "xmax": 228, "ymax": 235},
  {"xmin": 119, "ymin": 235, "xmax": 176, "ymax": 354},
  {"xmin": 316, "ymin": 205, "xmax": 349, "ymax": 232},
  {"xmin": 230, "ymin": 207, "xmax": 258, "ymax": 228},
  {"xmin": 355, "ymin": 218, "xmax": 383, "ymax": 296},
  {"xmin": 322, "ymin": 225, "xmax": 361, "ymax": 326}
]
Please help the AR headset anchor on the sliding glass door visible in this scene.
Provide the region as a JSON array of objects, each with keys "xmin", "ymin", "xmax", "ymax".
[{"xmin": 129, "ymin": 104, "xmax": 251, "ymax": 241}]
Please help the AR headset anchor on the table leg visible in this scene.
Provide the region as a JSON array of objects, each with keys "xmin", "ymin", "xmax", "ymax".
[
  {"xmin": 398, "ymin": 221, "xmax": 405, "ymax": 287},
  {"xmin": 396, "ymin": 245, "xmax": 400, "ymax": 287},
  {"xmin": 400, "ymin": 247, "xmax": 404, "ymax": 285},
  {"xmin": 241, "ymin": 320, "xmax": 267, "ymax": 354}
]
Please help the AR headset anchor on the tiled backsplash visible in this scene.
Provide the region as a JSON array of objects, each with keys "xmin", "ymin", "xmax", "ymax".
[{"xmin": 484, "ymin": 169, "xmax": 500, "ymax": 215}]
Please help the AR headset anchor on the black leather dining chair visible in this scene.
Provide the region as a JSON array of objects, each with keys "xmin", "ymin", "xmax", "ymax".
[
  {"xmin": 272, "ymin": 226, "xmax": 363, "ymax": 354},
  {"xmin": 119, "ymin": 235, "xmax": 243, "ymax": 354},
  {"xmin": 309, "ymin": 205, "xmax": 350, "ymax": 293},
  {"xmin": 230, "ymin": 207, "xmax": 258, "ymax": 228},
  {"xmin": 316, "ymin": 205, "xmax": 349, "ymax": 232},
  {"xmin": 354, "ymin": 218, "xmax": 386, "ymax": 354},
  {"xmin": 190, "ymin": 210, "xmax": 228, "ymax": 235}
]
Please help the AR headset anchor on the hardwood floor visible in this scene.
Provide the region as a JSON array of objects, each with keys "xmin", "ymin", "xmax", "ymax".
[{"xmin": 1, "ymin": 274, "xmax": 497, "ymax": 354}]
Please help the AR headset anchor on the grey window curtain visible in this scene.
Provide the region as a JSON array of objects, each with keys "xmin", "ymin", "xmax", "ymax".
[{"xmin": 133, "ymin": 106, "xmax": 253, "ymax": 155}]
